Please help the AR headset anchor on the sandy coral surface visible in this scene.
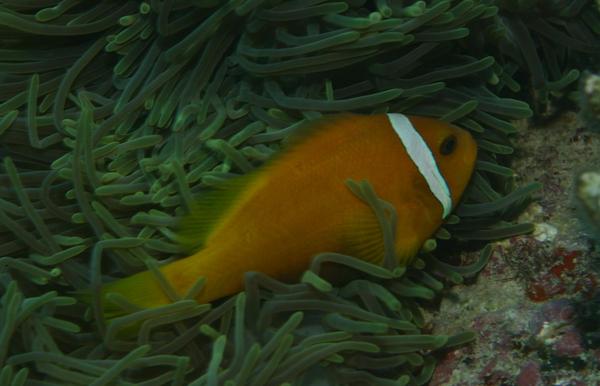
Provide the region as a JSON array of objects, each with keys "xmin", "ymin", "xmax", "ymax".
[{"xmin": 431, "ymin": 112, "xmax": 600, "ymax": 385}]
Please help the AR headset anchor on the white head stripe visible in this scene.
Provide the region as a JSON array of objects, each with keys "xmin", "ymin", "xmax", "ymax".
[{"xmin": 387, "ymin": 113, "xmax": 453, "ymax": 218}]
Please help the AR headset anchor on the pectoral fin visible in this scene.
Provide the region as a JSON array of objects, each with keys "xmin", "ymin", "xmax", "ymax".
[{"xmin": 340, "ymin": 214, "xmax": 387, "ymax": 265}]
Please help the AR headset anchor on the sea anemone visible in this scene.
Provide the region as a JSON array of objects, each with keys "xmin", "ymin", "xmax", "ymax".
[{"xmin": 0, "ymin": 1, "xmax": 598, "ymax": 384}]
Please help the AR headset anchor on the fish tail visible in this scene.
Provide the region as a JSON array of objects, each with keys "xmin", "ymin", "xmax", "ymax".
[
  {"xmin": 106, "ymin": 269, "xmax": 174, "ymax": 317},
  {"xmin": 75, "ymin": 248, "xmax": 227, "ymax": 320},
  {"xmin": 73, "ymin": 268, "xmax": 175, "ymax": 320}
]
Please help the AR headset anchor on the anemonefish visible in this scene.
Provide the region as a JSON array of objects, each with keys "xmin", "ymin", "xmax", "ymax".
[{"xmin": 97, "ymin": 113, "xmax": 477, "ymax": 315}]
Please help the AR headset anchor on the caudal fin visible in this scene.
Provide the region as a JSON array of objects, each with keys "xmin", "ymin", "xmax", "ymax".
[{"xmin": 75, "ymin": 269, "xmax": 174, "ymax": 320}]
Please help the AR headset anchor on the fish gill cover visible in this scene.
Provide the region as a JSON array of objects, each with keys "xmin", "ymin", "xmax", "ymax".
[{"xmin": 0, "ymin": 0, "xmax": 598, "ymax": 385}]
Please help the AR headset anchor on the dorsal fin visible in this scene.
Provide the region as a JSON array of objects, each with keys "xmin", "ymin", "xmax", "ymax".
[
  {"xmin": 177, "ymin": 113, "xmax": 355, "ymax": 253},
  {"xmin": 176, "ymin": 173, "xmax": 256, "ymax": 252},
  {"xmin": 281, "ymin": 113, "xmax": 356, "ymax": 149}
]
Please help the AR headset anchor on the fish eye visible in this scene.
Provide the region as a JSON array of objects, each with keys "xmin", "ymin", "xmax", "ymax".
[{"xmin": 440, "ymin": 135, "xmax": 457, "ymax": 155}]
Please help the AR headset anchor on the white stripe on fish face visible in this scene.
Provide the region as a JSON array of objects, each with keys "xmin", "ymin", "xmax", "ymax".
[{"xmin": 387, "ymin": 113, "xmax": 452, "ymax": 218}]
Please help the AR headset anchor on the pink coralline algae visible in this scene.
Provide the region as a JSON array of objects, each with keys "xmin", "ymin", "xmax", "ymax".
[
  {"xmin": 526, "ymin": 248, "xmax": 597, "ymax": 302},
  {"xmin": 553, "ymin": 327, "xmax": 585, "ymax": 358},
  {"xmin": 516, "ymin": 360, "xmax": 542, "ymax": 386},
  {"xmin": 530, "ymin": 299, "xmax": 586, "ymax": 359}
]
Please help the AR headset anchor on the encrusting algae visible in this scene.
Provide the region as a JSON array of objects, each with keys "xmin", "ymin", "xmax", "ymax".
[{"xmin": 0, "ymin": 0, "xmax": 598, "ymax": 385}]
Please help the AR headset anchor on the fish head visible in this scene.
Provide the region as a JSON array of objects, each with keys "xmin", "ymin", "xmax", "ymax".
[{"xmin": 408, "ymin": 115, "xmax": 478, "ymax": 207}]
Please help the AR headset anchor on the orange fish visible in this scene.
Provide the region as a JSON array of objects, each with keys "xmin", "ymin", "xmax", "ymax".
[{"xmin": 97, "ymin": 114, "xmax": 477, "ymax": 314}]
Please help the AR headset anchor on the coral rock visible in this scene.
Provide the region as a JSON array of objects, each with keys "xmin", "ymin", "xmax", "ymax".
[{"xmin": 516, "ymin": 360, "xmax": 542, "ymax": 386}]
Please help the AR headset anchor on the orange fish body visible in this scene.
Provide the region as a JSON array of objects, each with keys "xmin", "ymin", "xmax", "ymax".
[{"xmin": 101, "ymin": 114, "xmax": 477, "ymax": 312}]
